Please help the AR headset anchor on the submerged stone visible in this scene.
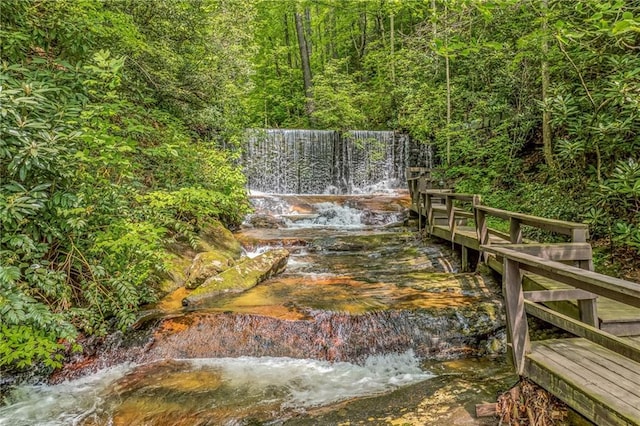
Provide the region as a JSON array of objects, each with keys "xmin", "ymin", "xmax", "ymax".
[{"xmin": 182, "ymin": 248, "xmax": 290, "ymax": 306}]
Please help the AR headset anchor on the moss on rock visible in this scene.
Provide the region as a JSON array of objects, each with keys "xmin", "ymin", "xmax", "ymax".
[
  {"xmin": 182, "ymin": 248, "xmax": 289, "ymax": 306},
  {"xmin": 197, "ymin": 220, "xmax": 243, "ymax": 260},
  {"xmin": 184, "ymin": 251, "xmax": 235, "ymax": 289}
]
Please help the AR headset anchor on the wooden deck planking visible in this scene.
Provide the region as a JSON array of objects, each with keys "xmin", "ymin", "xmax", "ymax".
[
  {"xmin": 527, "ymin": 339, "xmax": 640, "ymax": 425},
  {"xmin": 571, "ymin": 338, "xmax": 640, "ymax": 384},
  {"xmin": 547, "ymin": 340, "xmax": 640, "ymax": 400}
]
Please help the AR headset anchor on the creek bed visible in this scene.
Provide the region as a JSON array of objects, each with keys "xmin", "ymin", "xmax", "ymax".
[{"xmin": 0, "ymin": 193, "xmax": 513, "ymax": 425}]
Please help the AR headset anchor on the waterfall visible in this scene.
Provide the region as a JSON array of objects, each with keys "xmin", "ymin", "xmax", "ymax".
[{"xmin": 243, "ymin": 129, "xmax": 433, "ymax": 194}]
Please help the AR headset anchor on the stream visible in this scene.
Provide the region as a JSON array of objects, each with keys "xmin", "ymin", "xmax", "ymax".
[{"xmin": 0, "ymin": 191, "xmax": 515, "ymax": 425}]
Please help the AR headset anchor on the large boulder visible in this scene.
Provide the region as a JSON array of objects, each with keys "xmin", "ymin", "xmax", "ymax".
[
  {"xmin": 156, "ymin": 220, "xmax": 243, "ymax": 297},
  {"xmin": 184, "ymin": 251, "xmax": 235, "ymax": 289},
  {"xmin": 182, "ymin": 248, "xmax": 289, "ymax": 307}
]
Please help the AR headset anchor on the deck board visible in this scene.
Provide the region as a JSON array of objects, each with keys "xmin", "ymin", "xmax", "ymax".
[{"xmin": 527, "ymin": 339, "xmax": 640, "ymax": 425}]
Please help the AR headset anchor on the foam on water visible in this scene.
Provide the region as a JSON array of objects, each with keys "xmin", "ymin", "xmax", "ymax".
[
  {"xmin": 285, "ymin": 202, "xmax": 364, "ymax": 228},
  {"xmin": 243, "ymin": 245, "xmax": 272, "ymax": 259},
  {"xmin": 0, "ymin": 352, "xmax": 432, "ymax": 425},
  {"xmin": 0, "ymin": 363, "xmax": 134, "ymax": 426}
]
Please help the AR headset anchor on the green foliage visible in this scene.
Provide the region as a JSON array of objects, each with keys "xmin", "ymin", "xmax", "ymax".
[
  {"xmin": 311, "ymin": 59, "xmax": 366, "ymax": 130},
  {"xmin": 0, "ymin": 0, "xmax": 252, "ymax": 370},
  {"xmin": 0, "ymin": 325, "xmax": 65, "ymax": 369},
  {"xmin": 248, "ymin": 0, "xmax": 638, "ymax": 261}
]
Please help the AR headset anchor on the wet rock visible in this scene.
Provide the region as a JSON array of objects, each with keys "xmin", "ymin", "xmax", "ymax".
[
  {"xmin": 183, "ymin": 248, "xmax": 290, "ymax": 306},
  {"xmin": 184, "ymin": 251, "xmax": 235, "ymax": 289},
  {"xmin": 141, "ymin": 305, "xmax": 504, "ymax": 363},
  {"xmin": 246, "ymin": 214, "xmax": 286, "ymax": 229},
  {"xmin": 360, "ymin": 209, "xmax": 402, "ymax": 226},
  {"xmin": 157, "ymin": 251, "xmax": 193, "ymax": 294}
]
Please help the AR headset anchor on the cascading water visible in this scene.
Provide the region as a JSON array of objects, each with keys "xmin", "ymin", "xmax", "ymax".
[
  {"xmin": 0, "ymin": 353, "xmax": 432, "ymax": 426},
  {"xmin": 0, "ymin": 169, "xmax": 509, "ymax": 425},
  {"xmin": 243, "ymin": 129, "xmax": 433, "ymax": 194}
]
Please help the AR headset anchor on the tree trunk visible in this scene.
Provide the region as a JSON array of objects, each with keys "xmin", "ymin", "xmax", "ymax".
[
  {"xmin": 295, "ymin": 10, "xmax": 313, "ymax": 116},
  {"xmin": 541, "ymin": 0, "xmax": 554, "ymax": 169},
  {"xmin": 390, "ymin": 13, "xmax": 395, "ymax": 84},
  {"xmin": 283, "ymin": 13, "xmax": 293, "ymax": 69},
  {"xmin": 444, "ymin": 3, "xmax": 452, "ymax": 166}
]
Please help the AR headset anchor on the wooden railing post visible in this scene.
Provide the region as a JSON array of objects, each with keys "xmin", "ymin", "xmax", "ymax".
[
  {"xmin": 572, "ymin": 228, "xmax": 593, "ymax": 271},
  {"xmin": 578, "ymin": 298, "xmax": 599, "ymax": 328},
  {"xmin": 509, "ymin": 218, "xmax": 523, "ymax": 244},
  {"xmin": 503, "ymin": 258, "xmax": 530, "ymax": 375},
  {"xmin": 410, "ymin": 180, "xmax": 417, "ymax": 210},
  {"xmin": 446, "ymin": 195, "xmax": 456, "ymax": 237},
  {"xmin": 417, "ymin": 192, "xmax": 424, "ymax": 232},
  {"xmin": 571, "ymin": 228, "xmax": 588, "ymax": 243},
  {"xmin": 425, "ymin": 193, "xmax": 434, "ymax": 233},
  {"xmin": 474, "ymin": 198, "xmax": 489, "ymax": 262}
]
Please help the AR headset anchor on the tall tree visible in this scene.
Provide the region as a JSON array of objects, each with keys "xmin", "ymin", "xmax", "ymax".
[{"xmin": 295, "ymin": 8, "xmax": 314, "ymax": 116}]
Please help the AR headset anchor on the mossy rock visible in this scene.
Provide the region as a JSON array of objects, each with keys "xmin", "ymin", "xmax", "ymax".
[
  {"xmin": 157, "ymin": 251, "xmax": 194, "ymax": 295},
  {"xmin": 197, "ymin": 220, "xmax": 242, "ymax": 260},
  {"xmin": 184, "ymin": 251, "xmax": 235, "ymax": 289},
  {"xmin": 183, "ymin": 248, "xmax": 289, "ymax": 306}
]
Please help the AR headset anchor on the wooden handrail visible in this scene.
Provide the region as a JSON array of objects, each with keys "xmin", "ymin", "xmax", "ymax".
[
  {"xmin": 474, "ymin": 204, "xmax": 588, "ymax": 238},
  {"xmin": 524, "ymin": 301, "xmax": 640, "ymax": 364},
  {"xmin": 480, "ymin": 244, "xmax": 640, "ymax": 374},
  {"xmin": 483, "ymin": 245, "xmax": 640, "ymax": 308},
  {"xmin": 422, "ymin": 190, "xmax": 477, "ymax": 202}
]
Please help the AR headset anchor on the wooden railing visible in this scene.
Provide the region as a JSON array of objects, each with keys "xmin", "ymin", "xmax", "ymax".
[
  {"xmin": 474, "ymin": 204, "xmax": 592, "ymax": 270},
  {"xmin": 475, "ymin": 204, "xmax": 589, "ymax": 246},
  {"xmin": 410, "ymin": 173, "xmax": 593, "ymax": 271},
  {"xmin": 482, "ymin": 245, "xmax": 640, "ymax": 374},
  {"xmin": 407, "ymin": 169, "xmax": 640, "ymax": 423}
]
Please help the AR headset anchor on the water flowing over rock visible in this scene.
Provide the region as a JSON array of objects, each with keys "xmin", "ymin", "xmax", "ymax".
[
  {"xmin": 2, "ymin": 193, "xmax": 510, "ymax": 426},
  {"xmin": 141, "ymin": 308, "xmax": 503, "ymax": 363},
  {"xmin": 243, "ymin": 129, "xmax": 433, "ymax": 194}
]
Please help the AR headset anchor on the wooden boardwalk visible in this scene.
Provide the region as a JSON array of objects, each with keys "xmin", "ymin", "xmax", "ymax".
[{"xmin": 407, "ymin": 169, "xmax": 640, "ymax": 425}]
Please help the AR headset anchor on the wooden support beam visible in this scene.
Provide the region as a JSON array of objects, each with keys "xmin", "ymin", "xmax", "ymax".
[
  {"xmin": 425, "ymin": 193, "xmax": 433, "ymax": 233},
  {"xmin": 446, "ymin": 196, "xmax": 455, "ymax": 237},
  {"xmin": 578, "ymin": 298, "xmax": 599, "ymax": 328},
  {"xmin": 572, "ymin": 228, "xmax": 588, "ymax": 243},
  {"xmin": 503, "ymin": 258, "xmax": 530, "ymax": 375},
  {"xmin": 461, "ymin": 246, "xmax": 469, "ymax": 272},
  {"xmin": 418, "ymin": 192, "xmax": 423, "ymax": 232},
  {"xmin": 509, "ymin": 218, "xmax": 523, "ymax": 244},
  {"xmin": 476, "ymin": 208, "xmax": 489, "ymax": 262}
]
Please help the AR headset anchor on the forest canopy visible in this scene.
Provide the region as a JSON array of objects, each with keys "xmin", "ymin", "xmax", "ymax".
[{"xmin": 1, "ymin": 0, "xmax": 639, "ymax": 369}]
